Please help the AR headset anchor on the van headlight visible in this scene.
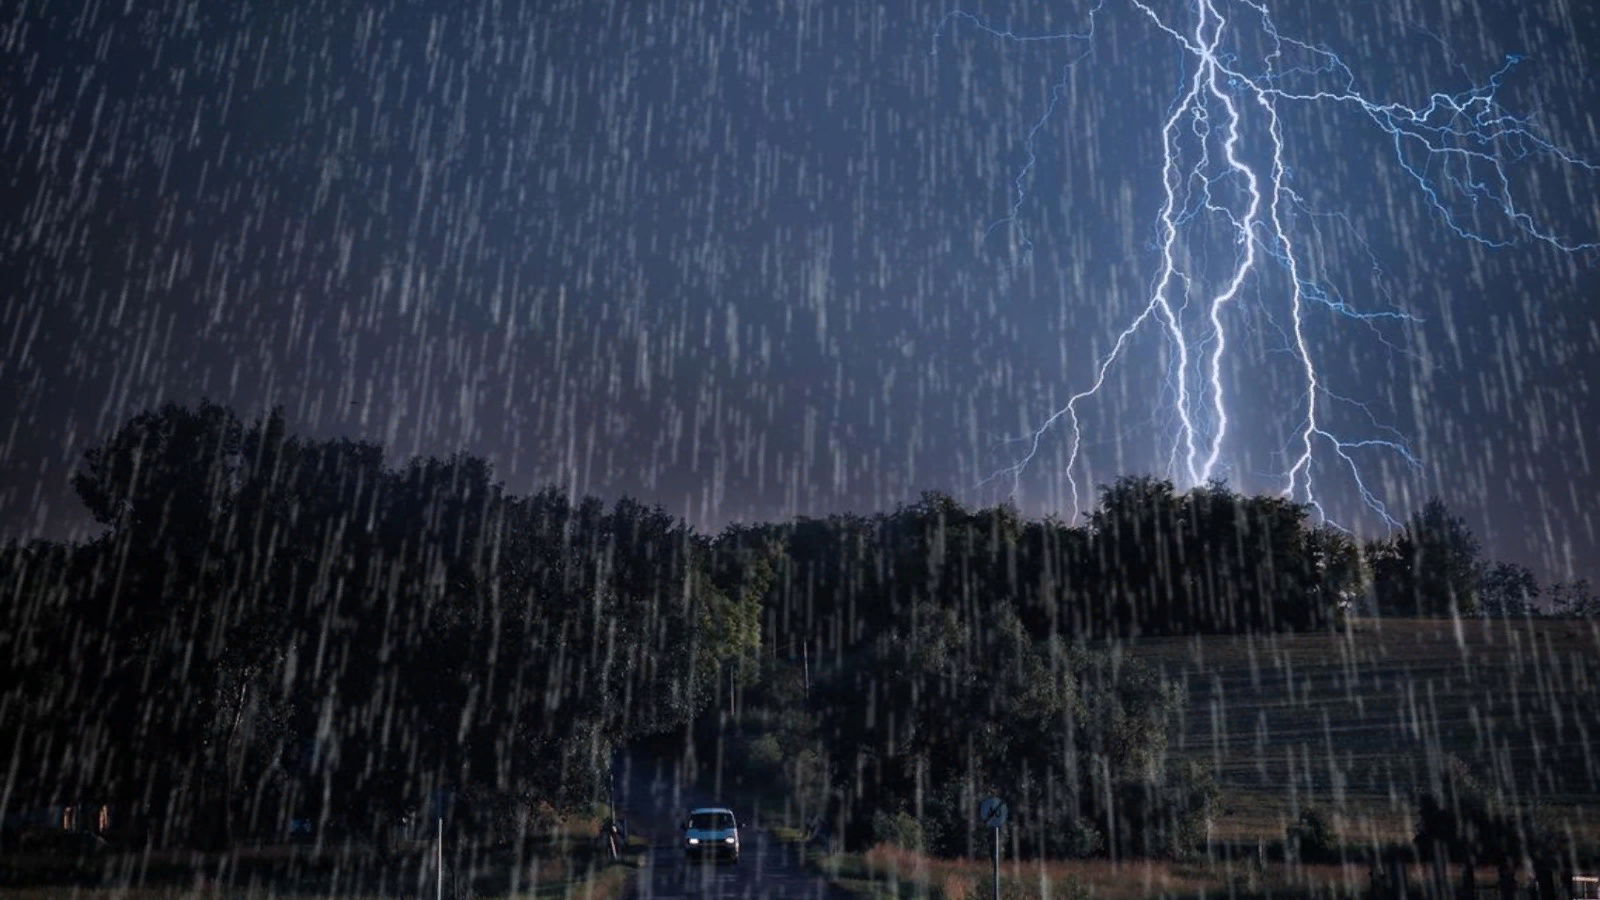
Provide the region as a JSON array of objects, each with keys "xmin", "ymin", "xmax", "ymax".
[
  {"xmin": 724, "ymin": 837, "xmax": 736, "ymax": 844},
  {"xmin": 687, "ymin": 838, "xmax": 699, "ymax": 845}
]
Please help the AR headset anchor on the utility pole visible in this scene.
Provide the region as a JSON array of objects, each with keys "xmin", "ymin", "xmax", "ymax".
[{"xmin": 437, "ymin": 816, "xmax": 443, "ymax": 900}]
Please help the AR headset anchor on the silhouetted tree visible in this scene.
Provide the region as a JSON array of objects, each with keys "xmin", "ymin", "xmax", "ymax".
[
  {"xmin": 6, "ymin": 402, "xmax": 753, "ymax": 850},
  {"xmin": 1479, "ymin": 561, "xmax": 1540, "ymax": 618},
  {"xmin": 1414, "ymin": 757, "xmax": 1571, "ymax": 900},
  {"xmin": 1549, "ymin": 579, "xmax": 1598, "ymax": 617},
  {"xmin": 9, "ymin": 404, "xmax": 1454, "ymax": 861},
  {"xmin": 816, "ymin": 598, "xmax": 1213, "ymax": 859},
  {"xmin": 1369, "ymin": 498, "xmax": 1482, "ymax": 617},
  {"xmin": 1306, "ymin": 525, "xmax": 1366, "ymax": 621}
]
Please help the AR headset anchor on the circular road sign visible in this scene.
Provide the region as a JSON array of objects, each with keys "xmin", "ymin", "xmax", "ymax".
[{"xmin": 978, "ymin": 796, "xmax": 1008, "ymax": 828}]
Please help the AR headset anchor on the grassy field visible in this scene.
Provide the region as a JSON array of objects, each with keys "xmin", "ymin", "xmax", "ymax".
[
  {"xmin": 815, "ymin": 617, "xmax": 1600, "ymax": 900},
  {"xmin": 1105, "ymin": 616, "xmax": 1600, "ymax": 849}
]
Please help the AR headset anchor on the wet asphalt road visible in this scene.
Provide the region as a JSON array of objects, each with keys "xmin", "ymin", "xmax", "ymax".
[
  {"xmin": 627, "ymin": 832, "xmax": 847, "ymax": 900},
  {"xmin": 612, "ymin": 743, "xmax": 848, "ymax": 900}
]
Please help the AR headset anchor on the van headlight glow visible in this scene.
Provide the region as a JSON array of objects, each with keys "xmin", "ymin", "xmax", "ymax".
[
  {"xmin": 687, "ymin": 838, "xmax": 699, "ymax": 845},
  {"xmin": 725, "ymin": 837, "xmax": 735, "ymax": 844}
]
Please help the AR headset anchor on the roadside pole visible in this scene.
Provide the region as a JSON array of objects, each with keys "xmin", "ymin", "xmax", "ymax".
[
  {"xmin": 437, "ymin": 816, "xmax": 443, "ymax": 900},
  {"xmin": 979, "ymin": 797, "xmax": 1008, "ymax": 900},
  {"xmin": 803, "ymin": 639, "xmax": 810, "ymax": 699},
  {"xmin": 992, "ymin": 827, "xmax": 1000, "ymax": 900}
]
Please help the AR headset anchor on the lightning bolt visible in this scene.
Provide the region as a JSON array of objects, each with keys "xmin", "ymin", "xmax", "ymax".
[{"xmin": 938, "ymin": 0, "xmax": 1598, "ymax": 526}]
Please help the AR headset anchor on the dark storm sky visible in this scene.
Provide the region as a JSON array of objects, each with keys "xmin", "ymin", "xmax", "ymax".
[{"xmin": 2, "ymin": 0, "xmax": 1597, "ymax": 584}]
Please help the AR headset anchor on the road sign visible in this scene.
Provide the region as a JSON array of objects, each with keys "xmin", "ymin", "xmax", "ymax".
[
  {"xmin": 979, "ymin": 796, "xmax": 1008, "ymax": 828},
  {"xmin": 979, "ymin": 797, "xmax": 1007, "ymax": 900}
]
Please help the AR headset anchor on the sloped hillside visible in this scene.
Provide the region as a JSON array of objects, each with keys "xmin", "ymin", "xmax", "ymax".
[{"xmin": 1116, "ymin": 618, "xmax": 1600, "ymax": 846}]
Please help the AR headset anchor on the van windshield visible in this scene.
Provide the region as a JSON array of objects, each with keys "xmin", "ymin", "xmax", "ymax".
[{"xmin": 689, "ymin": 812, "xmax": 735, "ymax": 831}]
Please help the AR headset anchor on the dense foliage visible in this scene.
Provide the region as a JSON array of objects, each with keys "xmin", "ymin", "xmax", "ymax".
[
  {"xmin": 3, "ymin": 402, "xmax": 757, "ymax": 849},
  {"xmin": 1366, "ymin": 499, "xmax": 1484, "ymax": 617},
  {"xmin": 1410, "ymin": 757, "xmax": 1575, "ymax": 900},
  {"xmin": 2, "ymin": 401, "xmax": 1575, "ymax": 858},
  {"xmin": 728, "ymin": 477, "xmax": 1356, "ymax": 655},
  {"xmin": 813, "ymin": 604, "xmax": 1218, "ymax": 858}
]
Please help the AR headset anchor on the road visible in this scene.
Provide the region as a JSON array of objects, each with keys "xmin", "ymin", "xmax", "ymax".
[
  {"xmin": 613, "ymin": 744, "xmax": 847, "ymax": 900},
  {"xmin": 628, "ymin": 832, "xmax": 849, "ymax": 900}
]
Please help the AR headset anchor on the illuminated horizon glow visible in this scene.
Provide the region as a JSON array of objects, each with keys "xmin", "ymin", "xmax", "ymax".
[{"xmin": 937, "ymin": 0, "xmax": 1599, "ymax": 528}]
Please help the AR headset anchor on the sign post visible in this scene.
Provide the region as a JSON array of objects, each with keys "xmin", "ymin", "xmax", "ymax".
[{"xmin": 978, "ymin": 797, "xmax": 1008, "ymax": 900}]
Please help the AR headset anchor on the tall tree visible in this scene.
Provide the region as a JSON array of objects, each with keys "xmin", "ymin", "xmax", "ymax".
[
  {"xmin": 1305, "ymin": 525, "xmax": 1366, "ymax": 620},
  {"xmin": 1478, "ymin": 562, "xmax": 1539, "ymax": 618},
  {"xmin": 1369, "ymin": 498, "xmax": 1482, "ymax": 617}
]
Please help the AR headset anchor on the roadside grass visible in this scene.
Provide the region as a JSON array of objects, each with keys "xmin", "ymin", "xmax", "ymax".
[
  {"xmin": 769, "ymin": 826, "xmax": 807, "ymax": 844},
  {"xmin": 0, "ymin": 853, "xmax": 644, "ymax": 900},
  {"xmin": 512, "ymin": 855, "xmax": 644, "ymax": 900},
  {"xmin": 0, "ymin": 858, "xmax": 642, "ymax": 899},
  {"xmin": 0, "ymin": 808, "xmax": 647, "ymax": 899},
  {"xmin": 471, "ymin": 837, "xmax": 649, "ymax": 900},
  {"xmin": 818, "ymin": 844, "xmax": 1425, "ymax": 900}
]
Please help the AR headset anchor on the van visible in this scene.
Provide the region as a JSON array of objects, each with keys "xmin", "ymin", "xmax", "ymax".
[{"xmin": 682, "ymin": 807, "xmax": 739, "ymax": 863}]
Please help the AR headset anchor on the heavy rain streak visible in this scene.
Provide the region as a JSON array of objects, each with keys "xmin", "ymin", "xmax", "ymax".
[{"xmin": 1, "ymin": 0, "xmax": 1598, "ymax": 898}]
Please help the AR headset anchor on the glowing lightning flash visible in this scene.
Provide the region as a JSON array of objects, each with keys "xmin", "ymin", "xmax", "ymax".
[{"xmin": 939, "ymin": 0, "xmax": 1599, "ymax": 526}]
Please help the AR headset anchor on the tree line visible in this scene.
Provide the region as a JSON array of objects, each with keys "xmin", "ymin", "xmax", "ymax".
[
  {"xmin": 2, "ymin": 402, "xmax": 760, "ymax": 850},
  {"xmin": 1365, "ymin": 498, "xmax": 1594, "ymax": 619},
  {"xmin": 0, "ymin": 401, "xmax": 1588, "ymax": 858}
]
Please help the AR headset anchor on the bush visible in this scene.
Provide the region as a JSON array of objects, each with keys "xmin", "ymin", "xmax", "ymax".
[
  {"xmin": 746, "ymin": 732, "xmax": 784, "ymax": 768},
  {"xmin": 1109, "ymin": 759, "xmax": 1219, "ymax": 858},
  {"xmin": 1041, "ymin": 818, "xmax": 1104, "ymax": 859},
  {"xmin": 871, "ymin": 810, "xmax": 926, "ymax": 853},
  {"xmin": 1287, "ymin": 805, "xmax": 1336, "ymax": 861}
]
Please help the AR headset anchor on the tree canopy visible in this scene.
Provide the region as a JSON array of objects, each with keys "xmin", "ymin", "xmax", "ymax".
[
  {"xmin": 5, "ymin": 402, "xmax": 758, "ymax": 848},
  {"xmin": 1367, "ymin": 498, "xmax": 1482, "ymax": 617},
  {"xmin": 0, "ymin": 401, "xmax": 1543, "ymax": 857}
]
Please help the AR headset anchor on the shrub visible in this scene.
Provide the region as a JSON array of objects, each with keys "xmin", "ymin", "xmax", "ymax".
[
  {"xmin": 871, "ymin": 810, "xmax": 927, "ymax": 853},
  {"xmin": 746, "ymin": 733, "xmax": 785, "ymax": 768},
  {"xmin": 1038, "ymin": 818, "xmax": 1104, "ymax": 859},
  {"xmin": 1110, "ymin": 759, "xmax": 1219, "ymax": 858},
  {"xmin": 1287, "ymin": 805, "xmax": 1336, "ymax": 861}
]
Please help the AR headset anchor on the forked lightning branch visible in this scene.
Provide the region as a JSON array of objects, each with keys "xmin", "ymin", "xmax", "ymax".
[{"xmin": 937, "ymin": 0, "xmax": 1599, "ymax": 526}]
